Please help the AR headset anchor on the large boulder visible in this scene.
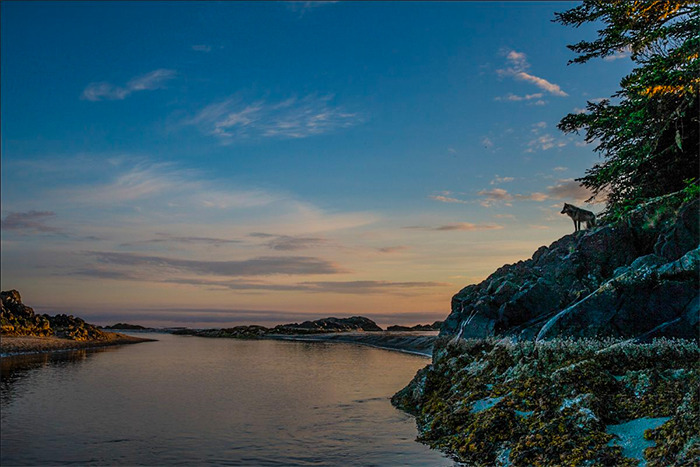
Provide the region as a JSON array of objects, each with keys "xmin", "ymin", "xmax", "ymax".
[{"xmin": 536, "ymin": 248, "xmax": 699, "ymax": 341}]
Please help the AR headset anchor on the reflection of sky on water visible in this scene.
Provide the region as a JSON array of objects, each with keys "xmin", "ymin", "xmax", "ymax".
[
  {"xmin": 1, "ymin": 333, "xmax": 455, "ymax": 466},
  {"xmin": 1, "ymin": 348, "xmax": 115, "ymax": 409}
]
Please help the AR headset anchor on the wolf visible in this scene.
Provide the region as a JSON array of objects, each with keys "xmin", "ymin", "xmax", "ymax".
[{"xmin": 561, "ymin": 203, "xmax": 596, "ymax": 232}]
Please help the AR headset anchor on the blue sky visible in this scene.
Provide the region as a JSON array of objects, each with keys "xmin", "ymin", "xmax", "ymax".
[{"xmin": 1, "ymin": 2, "xmax": 634, "ymax": 327}]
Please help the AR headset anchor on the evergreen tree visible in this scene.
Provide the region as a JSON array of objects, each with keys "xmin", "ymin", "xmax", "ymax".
[{"xmin": 555, "ymin": 1, "xmax": 699, "ymax": 215}]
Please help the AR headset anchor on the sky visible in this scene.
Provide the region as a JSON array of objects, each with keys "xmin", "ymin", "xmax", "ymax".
[{"xmin": 1, "ymin": 1, "xmax": 635, "ymax": 328}]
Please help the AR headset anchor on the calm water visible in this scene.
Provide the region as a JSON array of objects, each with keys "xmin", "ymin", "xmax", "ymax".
[{"xmin": 1, "ymin": 333, "xmax": 453, "ymax": 466}]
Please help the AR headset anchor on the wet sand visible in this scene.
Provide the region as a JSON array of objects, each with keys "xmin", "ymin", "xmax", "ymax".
[{"xmin": 0, "ymin": 333, "xmax": 155, "ymax": 357}]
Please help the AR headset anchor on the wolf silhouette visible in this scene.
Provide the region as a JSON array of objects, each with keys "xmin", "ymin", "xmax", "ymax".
[{"xmin": 561, "ymin": 203, "xmax": 596, "ymax": 232}]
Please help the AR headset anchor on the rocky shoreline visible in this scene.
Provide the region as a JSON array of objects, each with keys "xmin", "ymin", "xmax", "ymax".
[
  {"xmin": 267, "ymin": 331, "xmax": 438, "ymax": 357},
  {"xmin": 0, "ymin": 333, "xmax": 155, "ymax": 357},
  {"xmin": 1, "ymin": 290, "xmax": 155, "ymax": 357},
  {"xmin": 392, "ymin": 198, "xmax": 699, "ymax": 466},
  {"xmin": 393, "ymin": 337, "xmax": 699, "ymax": 466}
]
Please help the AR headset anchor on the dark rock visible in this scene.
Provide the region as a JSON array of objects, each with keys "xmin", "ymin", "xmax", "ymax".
[
  {"xmin": 104, "ymin": 323, "xmax": 148, "ymax": 330},
  {"xmin": 170, "ymin": 316, "xmax": 383, "ymax": 339},
  {"xmin": 441, "ymin": 198, "xmax": 699, "ymax": 342},
  {"xmin": 1, "ymin": 290, "xmax": 107, "ymax": 340},
  {"xmin": 273, "ymin": 316, "xmax": 382, "ymax": 333},
  {"xmin": 386, "ymin": 321, "xmax": 443, "ymax": 332},
  {"xmin": 654, "ymin": 199, "xmax": 699, "ymax": 261},
  {"xmin": 536, "ymin": 248, "xmax": 699, "ymax": 340}
]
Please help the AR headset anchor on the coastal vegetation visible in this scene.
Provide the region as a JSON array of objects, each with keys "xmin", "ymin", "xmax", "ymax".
[{"xmin": 555, "ymin": 0, "xmax": 698, "ymax": 221}]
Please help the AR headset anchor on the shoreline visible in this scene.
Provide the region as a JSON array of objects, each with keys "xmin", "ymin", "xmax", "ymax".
[
  {"xmin": 0, "ymin": 333, "xmax": 156, "ymax": 358},
  {"xmin": 266, "ymin": 331, "xmax": 437, "ymax": 357}
]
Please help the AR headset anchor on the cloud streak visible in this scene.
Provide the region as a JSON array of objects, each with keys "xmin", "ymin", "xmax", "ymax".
[
  {"xmin": 186, "ymin": 94, "xmax": 362, "ymax": 142},
  {"xmin": 89, "ymin": 251, "xmax": 345, "ymax": 276},
  {"xmin": 82, "ymin": 69, "xmax": 176, "ymax": 101},
  {"xmin": 429, "ymin": 194, "xmax": 469, "ymax": 204},
  {"xmin": 166, "ymin": 278, "xmax": 448, "ymax": 295},
  {"xmin": 120, "ymin": 233, "xmax": 241, "ymax": 248},
  {"xmin": 547, "ymin": 179, "xmax": 597, "ymax": 203},
  {"xmin": 497, "ymin": 50, "xmax": 567, "ymax": 97},
  {"xmin": 1, "ymin": 210, "xmax": 60, "ymax": 233},
  {"xmin": 405, "ymin": 222, "xmax": 503, "ymax": 232},
  {"xmin": 249, "ymin": 233, "xmax": 328, "ymax": 251},
  {"xmin": 477, "ymin": 188, "xmax": 549, "ymax": 207}
]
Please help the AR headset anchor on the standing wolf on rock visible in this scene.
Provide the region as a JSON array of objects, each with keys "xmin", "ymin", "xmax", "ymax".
[{"xmin": 561, "ymin": 203, "xmax": 596, "ymax": 232}]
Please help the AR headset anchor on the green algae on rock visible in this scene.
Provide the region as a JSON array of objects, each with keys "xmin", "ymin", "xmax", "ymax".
[{"xmin": 392, "ymin": 337, "xmax": 699, "ymax": 466}]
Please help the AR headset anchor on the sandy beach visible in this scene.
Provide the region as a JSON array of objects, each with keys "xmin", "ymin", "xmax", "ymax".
[{"xmin": 0, "ymin": 333, "xmax": 155, "ymax": 357}]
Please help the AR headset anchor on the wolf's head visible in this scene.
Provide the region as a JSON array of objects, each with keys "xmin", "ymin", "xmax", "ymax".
[{"xmin": 561, "ymin": 203, "xmax": 572, "ymax": 214}]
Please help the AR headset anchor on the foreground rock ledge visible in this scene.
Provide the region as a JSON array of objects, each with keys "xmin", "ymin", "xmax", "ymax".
[{"xmin": 393, "ymin": 337, "xmax": 699, "ymax": 467}]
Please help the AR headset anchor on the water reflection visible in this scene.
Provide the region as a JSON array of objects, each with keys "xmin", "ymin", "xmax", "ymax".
[
  {"xmin": 1, "ymin": 334, "xmax": 453, "ymax": 466},
  {"xmin": 1, "ymin": 348, "xmax": 114, "ymax": 408}
]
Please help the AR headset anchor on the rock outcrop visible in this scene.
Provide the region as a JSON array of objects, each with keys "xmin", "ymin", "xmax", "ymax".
[
  {"xmin": 172, "ymin": 316, "xmax": 383, "ymax": 339},
  {"xmin": 442, "ymin": 198, "xmax": 699, "ymax": 342},
  {"xmin": 393, "ymin": 337, "xmax": 699, "ymax": 466},
  {"xmin": 386, "ymin": 321, "xmax": 443, "ymax": 332},
  {"xmin": 274, "ymin": 316, "xmax": 383, "ymax": 333},
  {"xmin": 1, "ymin": 290, "xmax": 108, "ymax": 341},
  {"xmin": 103, "ymin": 323, "xmax": 149, "ymax": 330}
]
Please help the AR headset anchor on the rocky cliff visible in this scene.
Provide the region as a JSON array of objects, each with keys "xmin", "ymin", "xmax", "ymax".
[
  {"xmin": 442, "ymin": 198, "xmax": 698, "ymax": 342},
  {"xmin": 393, "ymin": 197, "xmax": 700, "ymax": 466}
]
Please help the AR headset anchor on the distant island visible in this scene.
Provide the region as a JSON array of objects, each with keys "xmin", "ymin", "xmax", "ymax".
[
  {"xmin": 0, "ymin": 290, "xmax": 154, "ymax": 356},
  {"xmin": 102, "ymin": 323, "xmax": 150, "ymax": 330},
  {"xmin": 386, "ymin": 321, "xmax": 442, "ymax": 332},
  {"xmin": 171, "ymin": 316, "xmax": 441, "ymax": 338}
]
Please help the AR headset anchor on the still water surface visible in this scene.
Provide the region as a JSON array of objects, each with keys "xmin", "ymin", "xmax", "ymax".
[{"xmin": 1, "ymin": 333, "xmax": 453, "ymax": 466}]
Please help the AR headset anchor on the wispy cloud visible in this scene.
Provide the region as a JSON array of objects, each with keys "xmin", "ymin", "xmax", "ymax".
[
  {"xmin": 377, "ymin": 246, "xmax": 408, "ymax": 254},
  {"xmin": 70, "ymin": 266, "xmax": 445, "ymax": 296},
  {"xmin": 514, "ymin": 72, "xmax": 567, "ymax": 97},
  {"xmin": 497, "ymin": 50, "xmax": 567, "ymax": 97},
  {"xmin": 142, "ymin": 277, "xmax": 447, "ymax": 295},
  {"xmin": 526, "ymin": 134, "xmax": 567, "ymax": 152},
  {"xmin": 88, "ymin": 251, "xmax": 345, "ymax": 276},
  {"xmin": 429, "ymin": 194, "xmax": 469, "ymax": 204},
  {"xmin": 81, "ymin": 69, "xmax": 176, "ymax": 101},
  {"xmin": 249, "ymin": 233, "xmax": 327, "ymax": 251},
  {"xmin": 1, "ymin": 210, "xmax": 60, "ymax": 233},
  {"xmin": 405, "ymin": 222, "xmax": 503, "ymax": 232},
  {"xmin": 481, "ymin": 136, "xmax": 494, "ymax": 149},
  {"xmin": 494, "ymin": 92, "xmax": 543, "ymax": 102},
  {"xmin": 477, "ymin": 188, "xmax": 549, "ymax": 207},
  {"xmin": 120, "ymin": 233, "xmax": 241, "ymax": 248},
  {"xmin": 434, "ymin": 222, "xmax": 503, "ymax": 231},
  {"xmin": 603, "ymin": 47, "xmax": 631, "ymax": 61},
  {"xmin": 286, "ymin": 1, "xmax": 338, "ymax": 16},
  {"xmin": 61, "ymin": 161, "xmax": 278, "ymax": 211},
  {"xmin": 186, "ymin": 94, "xmax": 363, "ymax": 142},
  {"xmin": 191, "ymin": 44, "xmax": 212, "ymax": 53},
  {"xmin": 546, "ymin": 179, "xmax": 597, "ymax": 203},
  {"xmin": 490, "ymin": 175, "xmax": 514, "ymax": 185}
]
